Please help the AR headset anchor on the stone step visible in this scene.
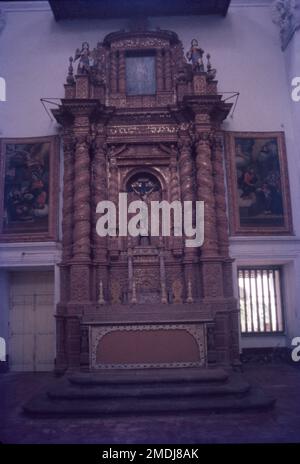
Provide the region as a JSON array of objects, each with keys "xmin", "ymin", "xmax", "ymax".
[
  {"xmin": 68, "ymin": 367, "xmax": 229, "ymax": 386},
  {"xmin": 24, "ymin": 387, "xmax": 275, "ymax": 417},
  {"xmin": 48, "ymin": 377, "xmax": 250, "ymax": 400}
]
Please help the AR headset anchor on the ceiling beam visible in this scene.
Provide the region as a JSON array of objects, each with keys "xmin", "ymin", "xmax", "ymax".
[{"xmin": 49, "ymin": 0, "xmax": 231, "ymax": 21}]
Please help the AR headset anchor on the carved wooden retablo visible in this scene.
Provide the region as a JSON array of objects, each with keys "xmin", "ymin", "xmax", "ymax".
[{"xmin": 52, "ymin": 27, "xmax": 240, "ymax": 372}]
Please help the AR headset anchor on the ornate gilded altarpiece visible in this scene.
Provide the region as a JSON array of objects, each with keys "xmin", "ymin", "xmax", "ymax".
[{"xmin": 52, "ymin": 29, "xmax": 240, "ymax": 372}]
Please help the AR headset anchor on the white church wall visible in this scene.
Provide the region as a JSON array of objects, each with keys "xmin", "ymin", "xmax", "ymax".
[{"xmin": 0, "ymin": 2, "xmax": 295, "ymax": 137}]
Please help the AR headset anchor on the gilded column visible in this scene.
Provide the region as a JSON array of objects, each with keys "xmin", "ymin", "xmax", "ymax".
[
  {"xmin": 212, "ymin": 134, "xmax": 235, "ymax": 299},
  {"xmin": 110, "ymin": 50, "xmax": 118, "ymax": 93},
  {"xmin": 107, "ymin": 147, "xmax": 119, "ymax": 256},
  {"xmin": 156, "ymin": 49, "xmax": 164, "ymax": 92},
  {"xmin": 70, "ymin": 113, "xmax": 92, "ymax": 304},
  {"xmin": 194, "ymin": 129, "xmax": 223, "ymax": 298},
  {"xmin": 92, "ymin": 127, "xmax": 108, "ymax": 262},
  {"xmin": 194, "ymin": 131, "xmax": 218, "ymax": 257},
  {"xmin": 73, "ymin": 134, "xmax": 91, "ymax": 261},
  {"xmin": 178, "ymin": 126, "xmax": 194, "ymax": 204},
  {"xmin": 164, "ymin": 49, "xmax": 172, "ymax": 91},
  {"xmin": 170, "ymin": 154, "xmax": 180, "ymax": 203},
  {"xmin": 62, "ymin": 132, "xmax": 75, "ymax": 262},
  {"xmin": 108, "ymin": 149, "xmax": 119, "ymax": 205},
  {"xmin": 118, "ymin": 51, "xmax": 126, "ymax": 94},
  {"xmin": 92, "ymin": 126, "xmax": 109, "ymax": 303},
  {"xmin": 177, "ymin": 126, "xmax": 198, "ymax": 294},
  {"xmin": 212, "ymin": 134, "xmax": 229, "ymax": 257}
]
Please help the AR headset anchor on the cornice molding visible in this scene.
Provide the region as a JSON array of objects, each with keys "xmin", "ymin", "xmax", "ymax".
[{"xmin": 272, "ymin": 0, "xmax": 300, "ymax": 50}]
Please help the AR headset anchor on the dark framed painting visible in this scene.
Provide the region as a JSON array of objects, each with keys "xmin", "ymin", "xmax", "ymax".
[
  {"xmin": 225, "ymin": 131, "xmax": 293, "ymax": 235},
  {"xmin": 0, "ymin": 136, "xmax": 59, "ymax": 242},
  {"xmin": 125, "ymin": 52, "xmax": 156, "ymax": 96}
]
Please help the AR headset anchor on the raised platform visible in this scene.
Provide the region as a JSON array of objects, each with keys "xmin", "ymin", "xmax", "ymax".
[{"xmin": 23, "ymin": 368, "xmax": 275, "ymax": 417}]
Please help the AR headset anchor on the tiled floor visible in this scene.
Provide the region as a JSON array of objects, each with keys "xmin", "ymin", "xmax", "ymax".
[{"xmin": 1, "ymin": 363, "xmax": 300, "ymax": 444}]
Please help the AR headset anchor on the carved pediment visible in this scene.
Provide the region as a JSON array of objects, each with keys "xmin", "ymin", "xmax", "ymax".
[{"xmin": 63, "ymin": 27, "xmax": 219, "ymax": 110}]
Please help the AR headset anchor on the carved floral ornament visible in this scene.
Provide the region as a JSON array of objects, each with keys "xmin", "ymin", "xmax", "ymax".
[{"xmin": 272, "ymin": 0, "xmax": 300, "ymax": 49}]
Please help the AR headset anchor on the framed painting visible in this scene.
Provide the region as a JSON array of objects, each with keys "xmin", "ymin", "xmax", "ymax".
[
  {"xmin": 225, "ymin": 131, "xmax": 293, "ymax": 235},
  {"xmin": 0, "ymin": 136, "xmax": 59, "ymax": 242},
  {"xmin": 125, "ymin": 52, "xmax": 156, "ymax": 96}
]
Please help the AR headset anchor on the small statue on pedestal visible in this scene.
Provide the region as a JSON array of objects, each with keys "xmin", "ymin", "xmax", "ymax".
[
  {"xmin": 74, "ymin": 42, "xmax": 94, "ymax": 75},
  {"xmin": 186, "ymin": 39, "xmax": 204, "ymax": 72}
]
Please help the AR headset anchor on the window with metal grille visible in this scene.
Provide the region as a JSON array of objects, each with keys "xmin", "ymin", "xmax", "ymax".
[{"xmin": 238, "ymin": 267, "xmax": 284, "ymax": 334}]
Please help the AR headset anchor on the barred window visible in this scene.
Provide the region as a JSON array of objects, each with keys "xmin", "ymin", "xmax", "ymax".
[{"xmin": 238, "ymin": 267, "xmax": 284, "ymax": 334}]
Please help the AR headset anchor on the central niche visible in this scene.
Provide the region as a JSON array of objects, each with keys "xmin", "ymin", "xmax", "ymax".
[
  {"xmin": 126, "ymin": 172, "xmax": 162, "ymax": 247},
  {"xmin": 125, "ymin": 51, "xmax": 156, "ymax": 96},
  {"xmin": 127, "ymin": 172, "xmax": 161, "ymax": 201}
]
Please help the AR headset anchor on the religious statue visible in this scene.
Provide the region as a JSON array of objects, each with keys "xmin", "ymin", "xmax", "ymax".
[
  {"xmin": 74, "ymin": 42, "xmax": 94, "ymax": 75},
  {"xmin": 186, "ymin": 39, "xmax": 204, "ymax": 72}
]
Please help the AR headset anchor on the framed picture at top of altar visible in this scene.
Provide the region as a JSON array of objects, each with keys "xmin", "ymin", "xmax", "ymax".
[
  {"xmin": 0, "ymin": 136, "xmax": 59, "ymax": 242},
  {"xmin": 225, "ymin": 131, "xmax": 293, "ymax": 235}
]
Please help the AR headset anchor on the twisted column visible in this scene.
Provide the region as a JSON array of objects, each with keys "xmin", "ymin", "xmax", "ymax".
[
  {"xmin": 164, "ymin": 49, "xmax": 172, "ymax": 91},
  {"xmin": 108, "ymin": 152, "xmax": 119, "ymax": 205},
  {"xmin": 156, "ymin": 49, "xmax": 164, "ymax": 91},
  {"xmin": 212, "ymin": 134, "xmax": 235, "ymax": 299},
  {"xmin": 194, "ymin": 129, "xmax": 223, "ymax": 298},
  {"xmin": 212, "ymin": 134, "xmax": 229, "ymax": 257},
  {"xmin": 92, "ymin": 130, "xmax": 109, "ymax": 303},
  {"xmin": 110, "ymin": 51, "xmax": 118, "ymax": 93},
  {"xmin": 194, "ymin": 131, "xmax": 218, "ymax": 257},
  {"xmin": 62, "ymin": 133, "xmax": 75, "ymax": 262},
  {"xmin": 178, "ymin": 130, "xmax": 194, "ymax": 203},
  {"xmin": 118, "ymin": 51, "xmax": 126, "ymax": 94},
  {"xmin": 72, "ymin": 134, "xmax": 91, "ymax": 260},
  {"xmin": 170, "ymin": 154, "xmax": 180, "ymax": 202},
  {"xmin": 107, "ymin": 148, "xmax": 119, "ymax": 257},
  {"xmin": 92, "ymin": 132, "xmax": 107, "ymax": 261},
  {"xmin": 178, "ymin": 128, "xmax": 197, "ymax": 293}
]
